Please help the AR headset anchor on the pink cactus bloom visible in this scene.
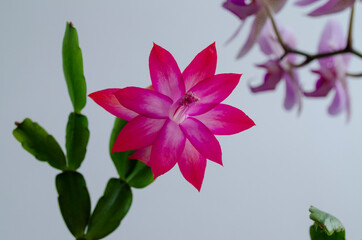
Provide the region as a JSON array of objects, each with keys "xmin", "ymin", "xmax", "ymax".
[
  {"xmin": 304, "ymin": 21, "xmax": 351, "ymax": 119},
  {"xmin": 295, "ymin": 0, "xmax": 357, "ymax": 16},
  {"xmin": 89, "ymin": 43, "xmax": 255, "ymax": 191},
  {"xmin": 223, "ymin": 0, "xmax": 287, "ymax": 58},
  {"xmin": 250, "ymin": 20, "xmax": 302, "ymax": 112}
]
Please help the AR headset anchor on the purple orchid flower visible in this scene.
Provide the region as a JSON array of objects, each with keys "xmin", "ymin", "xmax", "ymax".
[
  {"xmin": 304, "ymin": 21, "xmax": 351, "ymax": 119},
  {"xmin": 250, "ymin": 20, "xmax": 302, "ymax": 112},
  {"xmin": 295, "ymin": 0, "xmax": 358, "ymax": 16},
  {"xmin": 89, "ymin": 43, "xmax": 255, "ymax": 191},
  {"xmin": 223, "ymin": 0, "xmax": 287, "ymax": 58}
]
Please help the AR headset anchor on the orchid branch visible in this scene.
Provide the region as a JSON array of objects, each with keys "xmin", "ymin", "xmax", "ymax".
[{"xmin": 265, "ymin": 3, "xmax": 361, "ymax": 68}]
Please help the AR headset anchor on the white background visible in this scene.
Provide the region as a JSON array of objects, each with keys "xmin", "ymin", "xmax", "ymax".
[{"xmin": 1, "ymin": 1, "xmax": 362, "ymax": 239}]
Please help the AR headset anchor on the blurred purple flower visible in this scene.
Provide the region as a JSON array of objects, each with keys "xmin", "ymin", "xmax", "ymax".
[
  {"xmin": 295, "ymin": 0, "xmax": 357, "ymax": 16},
  {"xmin": 304, "ymin": 21, "xmax": 351, "ymax": 119},
  {"xmin": 250, "ymin": 20, "xmax": 302, "ymax": 112},
  {"xmin": 223, "ymin": 0, "xmax": 287, "ymax": 58}
]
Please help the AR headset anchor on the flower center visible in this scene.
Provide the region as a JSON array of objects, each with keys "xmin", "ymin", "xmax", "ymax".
[{"xmin": 169, "ymin": 92, "xmax": 200, "ymax": 124}]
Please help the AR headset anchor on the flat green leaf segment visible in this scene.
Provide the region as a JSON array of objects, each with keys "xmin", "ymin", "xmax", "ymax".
[
  {"xmin": 62, "ymin": 22, "xmax": 86, "ymax": 113},
  {"xmin": 109, "ymin": 118, "xmax": 154, "ymax": 188},
  {"xmin": 86, "ymin": 178, "xmax": 132, "ymax": 240},
  {"xmin": 13, "ymin": 118, "xmax": 66, "ymax": 170},
  {"xmin": 56, "ymin": 171, "xmax": 91, "ymax": 238},
  {"xmin": 309, "ymin": 206, "xmax": 345, "ymax": 240},
  {"xmin": 66, "ymin": 112, "xmax": 89, "ymax": 170}
]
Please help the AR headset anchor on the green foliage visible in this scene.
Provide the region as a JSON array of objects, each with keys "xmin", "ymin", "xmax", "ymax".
[
  {"xmin": 13, "ymin": 118, "xmax": 66, "ymax": 170},
  {"xmin": 62, "ymin": 22, "xmax": 87, "ymax": 113},
  {"xmin": 56, "ymin": 171, "xmax": 91, "ymax": 238},
  {"xmin": 66, "ymin": 112, "xmax": 90, "ymax": 170},
  {"xmin": 309, "ymin": 206, "xmax": 345, "ymax": 240},
  {"xmin": 109, "ymin": 118, "xmax": 154, "ymax": 188},
  {"xmin": 86, "ymin": 178, "xmax": 132, "ymax": 240}
]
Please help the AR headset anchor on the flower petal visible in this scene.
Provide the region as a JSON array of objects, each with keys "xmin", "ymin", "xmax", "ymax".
[
  {"xmin": 295, "ymin": 0, "xmax": 319, "ymax": 6},
  {"xmin": 328, "ymin": 80, "xmax": 349, "ymax": 118},
  {"xmin": 129, "ymin": 146, "xmax": 152, "ymax": 165},
  {"xmin": 178, "ymin": 140, "xmax": 207, "ymax": 191},
  {"xmin": 194, "ymin": 104, "xmax": 255, "ymax": 135},
  {"xmin": 180, "ymin": 117, "xmax": 222, "ymax": 165},
  {"xmin": 115, "ymin": 87, "xmax": 172, "ymax": 118},
  {"xmin": 182, "ymin": 43, "xmax": 217, "ymax": 91},
  {"xmin": 150, "ymin": 120, "xmax": 186, "ymax": 178},
  {"xmin": 250, "ymin": 60, "xmax": 283, "ymax": 92},
  {"xmin": 309, "ymin": 0, "xmax": 355, "ymax": 16},
  {"xmin": 113, "ymin": 115, "xmax": 166, "ymax": 152},
  {"xmin": 304, "ymin": 76, "xmax": 333, "ymax": 97},
  {"xmin": 236, "ymin": 9, "xmax": 267, "ymax": 58},
  {"xmin": 149, "ymin": 43, "xmax": 185, "ymax": 101},
  {"xmin": 284, "ymin": 70, "xmax": 301, "ymax": 111},
  {"xmin": 188, "ymin": 73, "xmax": 241, "ymax": 116},
  {"xmin": 222, "ymin": 0, "xmax": 260, "ymax": 20},
  {"xmin": 88, "ymin": 89, "xmax": 138, "ymax": 121}
]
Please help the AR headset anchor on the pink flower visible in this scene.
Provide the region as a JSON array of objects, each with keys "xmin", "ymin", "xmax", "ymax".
[
  {"xmin": 250, "ymin": 20, "xmax": 302, "ymax": 112},
  {"xmin": 223, "ymin": 0, "xmax": 287, "ymax": 58},
  {"xmin": 304, "ymin": 21, "xmax": 351, "ymax": 119},
  {"xmin": 89, "ymin": 43, "xmax": 255, "ymax": 191},
  {"xmin": 295, "ymin": 0, "xmax": 357, "ymax": 16}
]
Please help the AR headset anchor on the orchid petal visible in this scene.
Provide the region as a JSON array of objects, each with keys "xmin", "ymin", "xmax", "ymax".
[
  {"xmin": 284, "ymin": 70, "xmax": 301, "ymax": 111},
  {"xmin": 149, "ymin": 43, "xmax": 185, "ymax": 101},
  {"xmin": 251, "ymin": 61, "xmax": 283, "ymax": 92},
  {"xmin": 194, "ymin": 104, "xmax": 255, "ymax": 135},
  {"xmin": 115, "ymin": 87, "xmax": 172, "ymax": 118},
  {"xmin": 236, "ymin": 9, "xmax": 268, "ymax": 58},
  {"xmin": 182, "ymin": 43, "xmax": 217, "ymax": 91},
  {"xmin": 129, "ymin": 146, "xmax": 152, "ymax": 165},
  {"xmin": 304, "ymin": 74, "xmax": 333, "ymax": 97},
  {"xmin": 309, "ymin": 0, "xmax": 355, "ymax": 16},
  {"xmin": 222, "ymin": 0, "xmax": 260, "ymax": 20},
  {"xmin": 180, "ymin": 117, "xmax": 222, "ymax": 165},
  {"xmin": 295, "ymin": 0, "xmax": 319, "ymax": 6},
  {"xmin": 178, "ymin": 140, "xmax": 207, "ymax": 191},
  {"xmin": 188, "ymin": 73, "xmax": 241, "ymax": 116},
  {"xmin": 113, "ymin": 116, "xmax": 166, "ymax": 152},
  {"xmin": 150, "ymin": 120, "xmax": 186, "ymax": 178},
  {"xmin": 88, "ymin": 89, "xmax": 137, "ymax": 121},
  {"xmin": 328, "ymin": 81, "xmax": 349, "ymax": 116}
]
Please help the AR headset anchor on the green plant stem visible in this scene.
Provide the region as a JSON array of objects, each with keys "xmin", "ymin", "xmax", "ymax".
[{"xmin": 264, "ymin": 3, "xmax": 361, "ymax": 68}]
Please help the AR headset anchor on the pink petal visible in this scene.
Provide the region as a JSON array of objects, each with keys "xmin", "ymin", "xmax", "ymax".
[
  {"xmin": 180, "ymin": 117, "xmax": 222, "ymax": 165},
  {"xmin": 225, "ymin": 21, "xmax": 246, "ymax": 46},
  {"xmin": 88, "ymin": 89, "xmax": 138, "ymax": 121},
  {"xmin": 178, "ymin": 140, "xmax": 207, "ymax": 191},
  {"xmin": 150, "ymin": 120, "xmax": 186, "ymax": 178},
  {"xmin": 237, "ymin": 8, "xmax": 268, "ymax": 58},
  {"xmin": 251, "ymin": 60, "xmax": 284, "ymax": 92},
  {"xmin": 328, "ymin": 81, "xmax": 349, "ymax": 117},
  {"xmin": 194, "ymin": 104, "xmax": 255, "ymax": 135},
  {"xmin": 188, "ymin": 73, "xmax": 241, "ymax": 116},
  {"xmin": 304, "ymin": 76, "xmax": 333, "ymax": 97},
  {"xmin": 222, "ymin": 0, "xmax": 260, "ymax": 20},
  {"xmin": 115, "ymin": 87, "xmax": 172, "ymax": 118},
  {"xmin": 309, "ymin": 0, "xmax": 355, "ymax": 16},
  {"xmin": 129, "ymin": 146, "xmax": 152, "ymax": 165},
  {"xmin": 284, "ymin": 70, "xmax": 301, "ymax": 111},
  {"xmin": 149, "ymin": 43, "xmax": 185, "ymax": 102},
  {"xmin": 112, "ymin": 115, "xmax": 166, "ymax": 152},
  {"xmin": 182, "ymin": 43, "xmax": 217, "ymax": 91},
  {"xmin": 295, "ymin": 0, "xmax": 320, "ymax": 6}
]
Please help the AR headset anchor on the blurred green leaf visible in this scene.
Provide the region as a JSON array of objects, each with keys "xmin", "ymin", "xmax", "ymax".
[
  {"xmin": 56, "ymin": 171, "xmax": 91, "ymax": 238},
  {"xmin": 109, "ymin": 117, "xmax": 154, "ymax": 188},
  {"xmin": 13, "ymin": 118, "xmax": 66, "ymax": 170},
  {"xmin": 66, "ymin": 112, "xmax": 89, "ymax": 170},
  {"xmin": 86, "ymin": 178, "xmax": 132, "ymax": 240},
  {"xmin": 62, "ymin": 22, "xmax": 86, "ymax": 113},
  {"xmin": 309, "ymin": 206, "xmax": 345, "ymax": 240}
]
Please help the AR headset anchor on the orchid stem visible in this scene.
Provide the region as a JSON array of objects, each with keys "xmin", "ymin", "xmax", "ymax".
[
  {"xmin": 264, "ymin": 3, "xmax": 361, "ymax": 68},
  {"xmin": 347, "ymin": 72, "xmax": 362, "ymax": 78}
]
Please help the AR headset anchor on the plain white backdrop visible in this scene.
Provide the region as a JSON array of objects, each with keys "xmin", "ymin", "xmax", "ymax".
[{"xmin": 1, "ymin": 0, "xmax": 362, "ymax": 239}]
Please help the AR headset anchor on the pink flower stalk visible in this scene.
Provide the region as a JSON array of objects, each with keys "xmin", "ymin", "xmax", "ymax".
[
  {"xmin": 89, "ymin": 43, "xmax": 255, "ymax": 191},
  {"xmin": 304, "ymin": 21, "xmax": 351, "ymax": 119},
  {"xmin": 222, "ymin": 0, "xmax": 287, "ymax": 58},
  {"xmin": 295, "ymin": 0, "xmax": 357, "ymax": 16},
  {"xmin": 250, "ymin": 20, "xmax": 302, "ymax": 112}
]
